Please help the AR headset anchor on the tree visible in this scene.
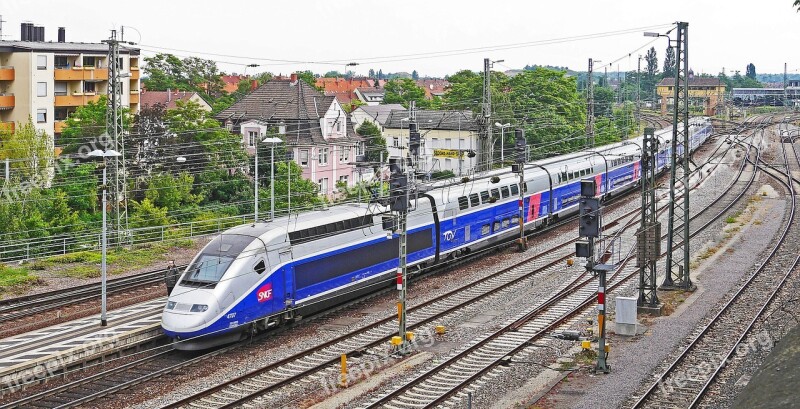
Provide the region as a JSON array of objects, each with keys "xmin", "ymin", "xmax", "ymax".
[
  {"xmin": 645, "ymin": 47, "xmax": 659, "ymax": 77},
  {"xmin": 746, "ymin": 63, "xmax": 757, "ymax": 79},
  {"xmin": 411, "ymin": 70, "xmax": 419, "ymax": 80},
  {"xmin": 377, "ymin": 69, "xmax": 384, "ymax": 80},
  {"xmin": 324, "ymin": 70, "xmax": 343, "ymax": 78},
  {"xmin": 368, "ymin": 69, "xmax": 375, "ymax": 78},
  {"xmin": 59, "ymin": 96, "xmax": 131, "ymax": 154},
  {"xmin": 143, "ymin": 53, "xmax": 223, "ymax": 97},
  {"xmin": 795, "ymin": 0, "xmax": 800, "ymax": 11},
  {"xmin": 383, "ymin": 78, "xmax": 431, "ymax": 108},
  {"xmin": 296, "ymin": 70, "xmax": 322, "ymax": 91},
  {"xmin": 0, "ymin": 119, "xmax": 54, "ymax": 184},
  {"xmin": 356, "ymin": 121, "xmax": 388, "ymax": 166},
  {"xmin": 593, "ymin": 87, "xmax": 615, "ymax": 118},
  {"xmin": 663, "ymin": 46, "xmax": 676, "ymax": 78}
]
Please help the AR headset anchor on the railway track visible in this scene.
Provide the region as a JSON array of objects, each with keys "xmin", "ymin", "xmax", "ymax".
[
  {"xmin": 0, "ymin": 265, "xmax": 179, "ymax": 324},
  {"xmin": 630, "ymin": 116, "xmax": 800, "ymax": 409},
  {"xmin": 0, "ymin": 116, "xmax": 772, "ymax": 408},
  {"xmin": 154, "ymin": 123, "xmax": 757, "ymax": 409}
]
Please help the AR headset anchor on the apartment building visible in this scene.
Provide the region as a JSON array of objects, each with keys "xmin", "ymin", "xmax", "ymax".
[{"xmin": 0, "ymin": 24, "xmax": 140, "ymax": 149}]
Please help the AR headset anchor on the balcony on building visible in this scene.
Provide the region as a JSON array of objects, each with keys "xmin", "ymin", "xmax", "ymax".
[
  {"xmin": 0, "ymin": 93, "xmax": 14, "ymax": 110},
  {"xmin": 54, "ymin": 67, "xmax": 109, "ymax": 81},
  {"xmin": 0, "ymin": 121, "xmax": 13, "ymax": 133},
  {"xmin": 0, "ymin": 66, "xmax": 14, "ymax": 81},
  {"xmin": 54, "ymin": 93, "xmax": 101, "ymax": 107}
]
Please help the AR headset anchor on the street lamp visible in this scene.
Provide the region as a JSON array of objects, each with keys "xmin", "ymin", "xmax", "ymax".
[
  {"xmin": 263, "ymin": 136, "xmax": 283, "ymax": 221},
  {"xmin": 494, "ymin": 122, "xmax": 511, "ymax": 165},
  {"xmin": 88, "ymin": 148, "xmax": 122, "ymax": 327}
]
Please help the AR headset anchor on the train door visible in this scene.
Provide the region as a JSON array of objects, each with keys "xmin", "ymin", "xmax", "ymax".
[{"xmin": 279, "ymin": 249, "xmax": 294, "ymax": 309}]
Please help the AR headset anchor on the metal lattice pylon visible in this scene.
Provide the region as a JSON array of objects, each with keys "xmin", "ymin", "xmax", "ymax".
[
  {"xmin": 637, "ymin": 128, "xmax": 661, "ymax": 308},
  {"xmin": 104, "ymin": 30, "xmax": 129, "ymax": 246},
  {"xmin": 662, "ymin": 22, "xmax": 693, "ymax": 290}
]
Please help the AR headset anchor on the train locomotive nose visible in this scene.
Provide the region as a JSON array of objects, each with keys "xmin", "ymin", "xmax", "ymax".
[{"xmin": 161, "ymin": 290, "xmax": 220, "ymax": 335}]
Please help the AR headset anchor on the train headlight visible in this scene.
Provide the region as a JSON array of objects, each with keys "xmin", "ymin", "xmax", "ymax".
[
  {"xmin": 166, "ymin": 301, "xmax": 176, "ymax": 310},
  {"xmin": 190, "ymin": 304, "xmax": 209, "ymax": 312}
]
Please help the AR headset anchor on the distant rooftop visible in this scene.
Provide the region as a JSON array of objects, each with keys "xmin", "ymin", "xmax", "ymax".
[{"xmin": 0, "ymin": 40, "xmax": 139, "ymax": 54}]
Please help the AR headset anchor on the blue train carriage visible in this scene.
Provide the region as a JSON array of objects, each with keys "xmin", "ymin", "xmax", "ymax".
[{"xmin": 162, "ymin": 117, "xmax": 713, "ymax": 350}]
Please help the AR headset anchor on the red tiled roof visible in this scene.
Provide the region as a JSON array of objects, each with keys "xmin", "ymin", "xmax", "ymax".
[
  {"xmin": 415, "ymin": 79, "xmax": 449, "ymax": 98},
  {"xmin": 315, "ymin": 77, "xmax": 387, "ymax": 104},
  {"xmin": 139, "ymin": 90, "xmax": 207, "ymax": 110},
  {"xmin": 221, "ymin": 75, "xmax": 249, "ymax": 94}
]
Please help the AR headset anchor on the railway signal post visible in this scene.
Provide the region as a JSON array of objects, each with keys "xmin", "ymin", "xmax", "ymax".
[
  {"xmin": 575, "ymin": 179, "xmax": 610, "ymax": 373},
  {"xmin": 513, "ymin": 129, "xmax": 527, "ymax": 251},
  {"xmin": 637, "ymin": 128, "xmax": 663, "ymax": 314}
]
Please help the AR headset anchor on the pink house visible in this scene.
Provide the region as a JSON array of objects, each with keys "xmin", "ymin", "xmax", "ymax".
[{"xmin": 216, "ymin": 74, "xmax": 364, "ymax": 198}]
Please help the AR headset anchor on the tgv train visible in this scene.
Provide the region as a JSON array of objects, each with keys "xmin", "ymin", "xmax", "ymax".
[{"xmin": 162, "ymin": 117, "xmax": 713, "ymax": 350}]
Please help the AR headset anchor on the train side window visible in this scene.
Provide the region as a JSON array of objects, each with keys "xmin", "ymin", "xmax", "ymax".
[
  {"xmin": 254, "ymin": 260, "xmax": 266, "ymax": 274},
  {"xmin": 511, "ymin": 215, "xmax": 519, "ymax": 225},
  {"xmin": 458, "ymin": 196, "xmax": 469, "ymax": 210},
  {"xmin": 510, "ymin": 184, "xmax": 519, "ymax": 195},
  {"xmin": 561, "ymin": 172, "xmax": 567, "ymax": 182},
  {"xmin": 502, "ymin": 218, "xmax": 510, "ymax": 228},
  {"xmin": 523, "ymin": 183, "xmax": 528, "ymax": 193},
  {"xmin": 493, "ymin": 221, "xmax": 501, "ymax": 231},
  {"xmin": 490, "ymin": 188, "xmax": 500, "ymax": 199},
  {"xmin": 481, "ymin": 224, "xmax": 490, "ymax": 235},
  {"xmin": 480, "ymin": 191, "xmax": 490, "ymax": 203},
  {"xmin": 469, "ymin": 193, "xmax": 480, "ymax": 207},
  {"xmin": 500, "ymin": 186, "xmax": 510, "ymax": 198}
]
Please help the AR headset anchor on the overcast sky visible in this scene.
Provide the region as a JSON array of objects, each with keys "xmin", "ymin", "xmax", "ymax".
[{"xmin": 3, "ymin": 0, "xmax": 799, "ymax": 78}]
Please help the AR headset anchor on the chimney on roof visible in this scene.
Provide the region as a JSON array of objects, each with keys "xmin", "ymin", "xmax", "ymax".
[
  {"xmin": 37, "ymin": 26, "xmax": 44, "ymax": 42},
  {"xmin": 290, "ymin": 73, "xmax": 298, "ymax": 85},
  {"xmin": 251, "ymin": 80, "xmax": 258, "ymax": 92},
  {"xmin": 58, "ymin": 27, "xmax": 65, "ymax": 43}
]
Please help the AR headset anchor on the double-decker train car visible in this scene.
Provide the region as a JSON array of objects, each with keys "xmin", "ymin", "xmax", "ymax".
[{"xmin": 162, "ymin": 117, "xmax": 712, "ymax": 350}]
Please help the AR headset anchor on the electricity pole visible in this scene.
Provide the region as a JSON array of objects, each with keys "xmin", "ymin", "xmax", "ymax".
[
  {"xmin": 102, "ymin": 30, "xmax": 130, "ymax": 246},
  {"xmin": 662, "ymin": 22, "xmax": 694, "ymax": 291},
  {"xmin": 637, "ymin": 128, "xmax": 662, "ymax": 314},
  {"xmin": 636, "ymin": 55, "xmax": 642, "ymax": 134},
  {"xmin": 514, "ymin": 129, "xmax": 527, "ymax": 251},
  {"xmin": 586, "ymin": 58, "xmax": 595, "ymax": 148},
  {"xmin": 482, "ymin": 58, "xmax": 493, "ymax": 171}
]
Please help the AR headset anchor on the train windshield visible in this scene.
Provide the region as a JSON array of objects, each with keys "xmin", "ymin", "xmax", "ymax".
[{"xmin": 182, "ymin": 234, "xmax": 255, "ymax": 285}]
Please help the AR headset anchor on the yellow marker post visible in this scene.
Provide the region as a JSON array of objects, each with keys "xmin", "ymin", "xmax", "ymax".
[
  {"xmin": 340, "ymin": 354, "xmax": 347, "ymax": 387},
  {"xmin": 397, "ymin": 302, "xmax": 403, "ymax": 321}
]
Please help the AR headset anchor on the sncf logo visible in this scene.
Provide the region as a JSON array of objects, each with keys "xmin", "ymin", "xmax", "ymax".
[{"xmin": 257, "ymin": 283, "xmax": 273, "ymax": 303}]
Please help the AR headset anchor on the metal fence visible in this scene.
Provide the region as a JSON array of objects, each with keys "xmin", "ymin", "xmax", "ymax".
[{"xmin": 0, "ymin": 214, "xmax": 250, "ymax": 262}]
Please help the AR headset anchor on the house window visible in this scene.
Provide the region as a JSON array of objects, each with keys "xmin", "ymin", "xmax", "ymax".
[
  {"xmin": 318, "ymin": 178, "xmax": 329, "ymax": 194},
  {"xmin": 37, "ymin": 55, "xmax": 47, "ymax": 70},
  {"xmin": 392, "ymin": 138, "xmax": 399, "ymax": 148},
  {"xmin": 318, "ymin": 148, "xmax": 329, "ymax": 165},
  {"xmin": 225, "ymin": 121, "xmax": 233, "ymax": 131},
  {"xmin": 84, "ymin": 82, "xmax": 96, "ymax": 94},
  {"xmin": 54, "ymin": 107, "xmax": 68, "ymax": 121},
  {"xmin": 336, "ymin": 121, "xmax": 341, "ymax": 132},
  {"xmin": 299, "ymin": 149, "xmax": 309, "ymax": 167},
  {"xmin": 247, "ymin": 131, "xmax": 258, "ymax": 147},
  {"xmin": 339, "ymin": 175, "xmax": 348, "ymax": 184},
  {"xmin": 36, "ymin": 108, "xmax": 47, "ymax": 123},
  {"xmin": 37, "ymin": 82, "xmax": 47, "ymax": 97},
  {"xmin": 54, "ymin": 82, "xmax": 67, "ymax": 96},
  {"xmin": 54, "ymin": 56, "xmax": 68, "ymax": 69},
  {"xmin": 339, "ymin": 147, "xmax": 349, "ymax": 162},
  {"xmin": 445, "ymin": 138, "xmax": 452, "ymax": 148}
]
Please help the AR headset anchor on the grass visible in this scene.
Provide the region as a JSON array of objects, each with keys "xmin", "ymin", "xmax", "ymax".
[
  {"xmin": 28, "ymin": 239, "xmax": 196, "ymax": 279},
  {"xmin": 0, "ymin": 265, "xmax": 41, "ymax": 294}
]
